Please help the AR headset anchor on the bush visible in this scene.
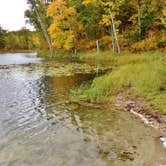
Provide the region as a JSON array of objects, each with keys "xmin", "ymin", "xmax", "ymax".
[{"xmin": 131, "ymin": 37, "xmax": 158, "ymax": 52}]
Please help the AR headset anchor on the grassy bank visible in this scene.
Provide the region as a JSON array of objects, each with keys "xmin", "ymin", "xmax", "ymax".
[
  {"xmin": 70, "ymin": 51, "xmax": 166, "ymax": 114},
  {"xmin": 37, "ymin": 50, "xmax": 79, "ymax": 59}
]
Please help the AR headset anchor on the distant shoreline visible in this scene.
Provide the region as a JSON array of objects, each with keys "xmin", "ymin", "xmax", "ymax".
[{"xmin": 0, "ymin": 49, "xmax": 37, "ymax": 54}]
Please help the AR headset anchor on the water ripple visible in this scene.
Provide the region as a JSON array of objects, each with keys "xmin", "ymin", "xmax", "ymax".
[{"xmin": 0, "ymin": 53, "xmax": 166, "ymax": 166}]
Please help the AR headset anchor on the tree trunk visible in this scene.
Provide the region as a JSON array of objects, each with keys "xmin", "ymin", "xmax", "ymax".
[
  {"xmin": 110, "ymin": 22, "xmax": 115, "ymax": 52},
  {"xmin": 34, "ymin": 7, "xmax": 53, "ymax": 57},
  {"xmin": 96, "ymin": 39, "xmax": 100, "ymax": 53},
  {"xmin": 137, "ymin": 0, "xmax": 141, "ymax": 40},
  {"xmin": 109, "ymin": 8, "xmax": 120, "ymax": 54}
]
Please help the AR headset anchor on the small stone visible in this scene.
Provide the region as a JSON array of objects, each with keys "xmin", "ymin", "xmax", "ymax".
[{"xmin": 107, "ymin": 152, "xmax": 117, "ymax": 160}]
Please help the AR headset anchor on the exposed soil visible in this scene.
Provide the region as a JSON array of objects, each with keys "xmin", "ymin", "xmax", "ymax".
[{"xmin": 115, "ymin": 92, "xmax": 166, "ymax": 136}]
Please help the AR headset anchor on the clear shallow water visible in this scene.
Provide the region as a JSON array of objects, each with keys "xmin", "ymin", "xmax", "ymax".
[{"xmin": 0, "ymin": 53, "xmax": 166, "ymax": 166}]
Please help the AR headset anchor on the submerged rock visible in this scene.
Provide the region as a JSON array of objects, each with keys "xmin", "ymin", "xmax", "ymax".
[{"xmin": 160, "ymin": 137, "xmax": 166, "ymax": 148}]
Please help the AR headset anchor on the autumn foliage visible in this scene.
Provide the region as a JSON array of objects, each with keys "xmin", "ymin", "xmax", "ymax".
[{"xmin": 45, "ymin": 0, "xmax": 166, "ymax": 53}]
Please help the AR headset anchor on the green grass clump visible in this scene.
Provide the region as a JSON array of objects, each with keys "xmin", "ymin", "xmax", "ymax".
[
  {"xmin": 83, "ymin": 62, "xmax": 165, "ymax": 99},
  {"xmin": 71, "ymin": 52, "xmax": 166, "ymax": 113}
]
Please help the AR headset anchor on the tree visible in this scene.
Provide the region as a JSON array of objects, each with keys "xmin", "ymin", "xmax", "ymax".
[
  {"xmin": 83, "ymin": 0, "xmax": 122, "ymax": 53},
  {"xmin": 129, "ymin": 0, "xmax": 163, "ymax": 40},
  {"xmin": 0, "ymin": 26, "xmax": 6, "ymax": 49},
  {"xmin": 47, "ymin": 0, "xmax": 82, "ymax": 52},
  {"xmin": 76, "ymin": 0, "xmax": 104, "ymax": 52},
  {"xmin": 24, "ymin": 0, "xmax": 166, "ymax": 53},
  {"xmin": 25, "ymin": 0, "xmax": 53, "ymax": 55}
]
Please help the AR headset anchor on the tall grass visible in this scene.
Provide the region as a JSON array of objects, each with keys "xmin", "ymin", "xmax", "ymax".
[{"xmin": 71, "ymin": 51, "xmax": 166, "ymax": 113}]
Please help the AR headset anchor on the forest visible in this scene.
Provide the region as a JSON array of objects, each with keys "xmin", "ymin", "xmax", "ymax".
[
  {"xmin": 0, "ymin": 26, "xmax": 44, "ymax": 51},
  {"xmin": 45, "ymin": 0, "xmax": 166, "ymax": 53},
  {"xmin": 0, "ymin": 0, "xmax": 165, "ymax": 54}
]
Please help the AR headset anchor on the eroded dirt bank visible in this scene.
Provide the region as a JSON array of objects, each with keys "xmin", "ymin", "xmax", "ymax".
[{"xmin": 115, "ymin": 92, "xmax": 166, "ymax": 136}]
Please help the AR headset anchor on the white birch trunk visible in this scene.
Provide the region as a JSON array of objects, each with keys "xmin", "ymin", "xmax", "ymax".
[
  {"xmin": 110, "ymin": 23, "xmax": 115, "ymax": 52},
  {"xmin": 137, "ymin": 0, "xmax": 141, "ymax": 40},
  {"xmin": 96, "ymin": 40, "xmax": 100, "ymax": 53},
  {"xmin": 109, "ymin": 8, "xmax": 120, "ymax": 54},
  {"xmin": 34, "ymin": 7, "xmax": 53, "ymax": 57}
]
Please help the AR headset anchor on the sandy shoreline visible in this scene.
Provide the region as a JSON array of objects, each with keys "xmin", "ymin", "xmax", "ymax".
[{"xmin": 115, "ymin": 92, "xmax": 166, "ymax": 136}]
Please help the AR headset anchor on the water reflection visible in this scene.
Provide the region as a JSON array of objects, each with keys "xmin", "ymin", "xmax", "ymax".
[
  {"xmin": 0, "ymin": 53, "xmax": 166, "ymax": 166},
  {"xmin": 0, "ymin": 53, "xmax": 42, "ymax": 65}
]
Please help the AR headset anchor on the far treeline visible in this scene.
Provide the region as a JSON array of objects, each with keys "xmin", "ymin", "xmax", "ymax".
[
  {"xmin": 0, "ymin": 0, "xmax": 166, "ymax": 54},
  {"xmin": 0, "ymin": 27, "xmax": 46, "ymax": 51}
]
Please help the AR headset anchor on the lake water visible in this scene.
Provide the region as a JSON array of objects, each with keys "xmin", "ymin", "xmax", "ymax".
[{"xmin": 0, "ymin": 53, "xmax": 166, "ymax": 166}]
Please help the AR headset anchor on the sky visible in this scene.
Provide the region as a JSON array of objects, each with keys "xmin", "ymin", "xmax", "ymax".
[{"xmin": 0, "ymin": 0, "xmax": 33, "ymax": 31}]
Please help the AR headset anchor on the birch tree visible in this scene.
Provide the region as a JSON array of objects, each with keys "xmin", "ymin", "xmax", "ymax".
[
  {"xmin": 83, "ymin": 0, "xmax": 122, "ymax": 53},
  {"xmin": 25, "ymin": 0, "xmax": 53, "ymax": 56}
]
